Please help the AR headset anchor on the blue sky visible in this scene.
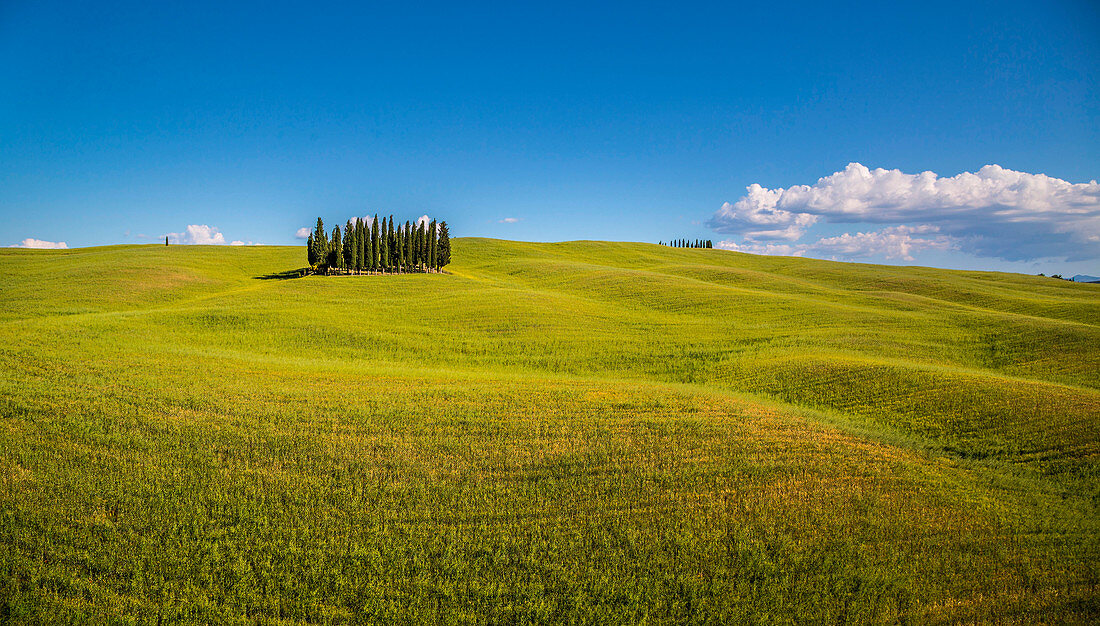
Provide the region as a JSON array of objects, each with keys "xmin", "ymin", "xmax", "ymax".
[{"xmin": 2, "ymin": 0, "xmax": 1098, "ymax": 275}]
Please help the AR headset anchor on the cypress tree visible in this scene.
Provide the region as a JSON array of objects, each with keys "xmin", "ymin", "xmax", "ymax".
[
  {"xmin": 423, "ymin": 220, "xmax": 430, "ymax": 271},
  {"xmin": 379, "ymin": 216, "xmax": 388, "ymax": 272},
  {"xmin": 393, "ymin": 218, "xmax": 400, "ymax": 271},
  {"xmin": 351, "ymin": 219, "xmax": 359, "ymax": 274},
  {"xmin": 429, "ymin": 219, "xmax": 438, "ymax": 271},
  {"xmin": 405, "ymin": 221, "xmax": 413, "ymax": 272},
  {"xmin": 388, "ymin": 215, "xmax": 396, "ymax": 272},
  {"xmin": 372, "ymin": 214, "xmax": 380, "ymax": 272},
  {"xmin": 416, "ymin": 222, "xmax": 424, "ymax": 270},
  {"xmin": 343, "ymin": 220, "xmax": 356, "ymax": 272},
  {"xmin": 355, "ymin": 219, "xmax": 365, "ymax": 273},
  {"xmin": 381, "ymin": 215, "xmax": 388, "ymax": 272},
  {"xmin": 363, "ymin": 218, "xmax": 371, "ymax": 273},
  {"xmin": 361, "ymin": 217, "xmax": 367, "ymax": 273},
  {"xmin": 330, "ymin": 225, "xmax": 343, "ymax": 273},
  {"xmin": 387, "ymin": 217, "xmax": 395, "ymax": 271},
  {"xmin": 306, "ymin": 233, "xmax": 315, "ymax": 267},
  {"xmin": 311, "ymin": 217, "xmax": 328, "ymax": 271},
  {"xmin": 438, "ymin": 221, "xmax": 451, "ymax": 269},
  {"xmin": 396, "ymin": 222, "xmax": 405, "ymax": 272}
]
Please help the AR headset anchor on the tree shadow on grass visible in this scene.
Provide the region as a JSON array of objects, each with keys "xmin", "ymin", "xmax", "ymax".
[{"xmin": 253, "ymin": 268, "xmax": 308, "ymax": 280}]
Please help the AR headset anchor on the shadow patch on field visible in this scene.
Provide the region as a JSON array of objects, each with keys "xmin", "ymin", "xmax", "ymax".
[{"xmin": 253, "ymin": 269, "xmax": 307, "ymax": 280}]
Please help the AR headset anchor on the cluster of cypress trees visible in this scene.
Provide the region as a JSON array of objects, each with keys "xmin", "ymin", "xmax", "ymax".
[
  {"xmin": 660, "ymin": 239, "xmax": 713, "ymax": 248},
  {"xmin": 306, "ymin": 215, "xmax": 451, "ymax": 274}
]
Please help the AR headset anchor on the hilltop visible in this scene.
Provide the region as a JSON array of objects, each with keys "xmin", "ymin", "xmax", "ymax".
[{"xmin": 1, "ymin": 239, "xmax": 1097, "ymax": 622}]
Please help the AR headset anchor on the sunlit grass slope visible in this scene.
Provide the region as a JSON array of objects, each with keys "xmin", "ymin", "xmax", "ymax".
[{"xmin": 1, "ymin": 240, "xmax": 1097, "ymax": 623}]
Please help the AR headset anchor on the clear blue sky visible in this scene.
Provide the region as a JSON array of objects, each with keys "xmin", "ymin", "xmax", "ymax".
[{"xmin": 2, "ymin": 0, "xmax": 1098, "ymax": 275}]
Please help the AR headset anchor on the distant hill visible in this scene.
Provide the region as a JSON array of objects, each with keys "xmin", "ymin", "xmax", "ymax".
[{"xmin": 1071, "ymin": 274, "xmax": 1100, "ymax": 283}]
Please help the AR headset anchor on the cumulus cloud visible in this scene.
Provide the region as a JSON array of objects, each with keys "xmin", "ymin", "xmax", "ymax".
[
  {"xmin": 808, "ymin": 225, "xmax": 955, "ymax": 260},
  {"xmin": 709, "ymin": 163, "xmax": 1100, "ymax": 261},
  {"xmin": 716, "ymin": 241, "xmax": 804, "ymax": 257},
  {"xmin": 499, "ymin": 217, "xmax": 520, "ymax": 224},
  {"xmin": 709, "ymin": 184, "xmax": 818, "ymax": 241},
  {"xmin": 10, "ymin": 238, "xmax": 68, "ymax": 249},
  {"xmin": 295, "ymin": 227, "xmax": 311, "ymax": 239},
  {"xmin": 717, "ymin": 225, "xmax": 956, "ymax": 261},
  {"xmin": 165, "ymin": 224, "xmax": 226, "ymax": 245},
  {"xmin": 416, "ymin": 214, "xmax": 431, "ymax": 228}
]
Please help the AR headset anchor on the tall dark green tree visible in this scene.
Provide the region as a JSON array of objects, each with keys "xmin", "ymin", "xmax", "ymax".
[
  {"xmin": 360, "ymin": 218, "xmax": 369, "ymax": 271},
  {"xmin": 391, "ymin": 215, "xmax": 400, "ymax": 271},
  {"xmin": 395, "ymin": 222, "xmax": 405, "ymax": 272},
  {"xmin": 429, "ymin": 219, "xmax": 438, "ymax": 270},
  {"xmin": 437, "ymin": 221, "xmax": 451, "ymax": 269},
  {"xmin": 405, "ymin": 221, "xmax": 413, "ymax": 271},
  {"xmin": 371, "ymin": 214, "xmax": 380, "ymax": 272},
  {"xmin": 310, "ymin": 217, "xmax": 328, "ymax": 271},
  {"xmin": 415, "ymin": 222, "xmax": 424, "ymax": 270},
  {"xmin": 306, "ymin": 233, "xmax": 316, "ymax": 267},
  {"xmin": 355, "ymin": 218, "xmax": 365, "ymax": 273},
  {"xmin": 359, "ymin": 218, "xmax": 366, "ymax": 273},
  {"xmin": 329, "ymin": 226, "xmax": 343, "ymax": 273},
  {"xmin": 344, "ymin": 220, "xmax": 356, "ymax": 271},
  {"xmin": 379, "ymin": 216, "xmax": 389, "ymax": 272}
]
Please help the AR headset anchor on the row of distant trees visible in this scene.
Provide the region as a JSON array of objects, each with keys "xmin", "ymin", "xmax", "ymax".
[
  {"xmin": 660, "ymin": 239, "xmax": 713, "ymax": 248},
  {"xmin": 306, "ymin": 216, "xmax": 451, "ymax": 274}
]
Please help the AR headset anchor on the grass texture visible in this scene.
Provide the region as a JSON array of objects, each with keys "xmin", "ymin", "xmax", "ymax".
[{"xmin": 1, "ymin": 239, "xmax": 1098, "ymax": 623}]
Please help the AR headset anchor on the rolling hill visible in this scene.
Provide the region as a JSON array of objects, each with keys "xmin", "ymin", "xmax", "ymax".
[{"xmin": 1, "ymin": 239, "xmax": 1098, "ymax": 622}]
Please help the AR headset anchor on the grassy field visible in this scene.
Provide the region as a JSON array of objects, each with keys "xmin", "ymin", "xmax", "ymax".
[{"xmin": 1, "ymin": 239, "xmax": 1098, "ymax": 623}]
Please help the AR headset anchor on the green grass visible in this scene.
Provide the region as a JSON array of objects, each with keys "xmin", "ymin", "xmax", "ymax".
[{"xmin": 1, "ymin": 239, "xmax": 1098, "ymax": 623}]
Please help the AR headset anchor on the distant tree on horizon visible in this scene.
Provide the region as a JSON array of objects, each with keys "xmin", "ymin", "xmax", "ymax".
[{"xmin": 661, "ymin": 238, "xmax": 712, "ymax": 249}]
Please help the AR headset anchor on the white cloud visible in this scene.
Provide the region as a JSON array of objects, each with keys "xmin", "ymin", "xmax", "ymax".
[
  {"xmin": 10, "ymin": 238, "xmax": 68, "ymax": 249},
  {"xmin": 716, "ymin": 241, "xmax": 804, "ymax": 256},
  {"xmin": 416, "ymin": 215, "xmax": 431, "ymax": 228},
  {"xmin": 295, "ymin": 227, "xmax": 311, "ymax": 239},
  {"xmin": 165, "ymin": 224, "xmax": 226, "ymax": 245},
  {"xmin": 718, "ymin": 225, "xmax": 956, "ymax": 261},
  {"xmin": 809, "ymin": 225, "xmax": 955, "ymax": 261},
  {"xmin": 499, "ymin": 217, "xmax": 520, "ymax": 224},
  {"xmin": 709, "ymin": 164, "xmax": 1100, "ymax": 261},
  {"xmin": 709, "ymin": 183, "xmax": 818, "ymax": 241}
]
